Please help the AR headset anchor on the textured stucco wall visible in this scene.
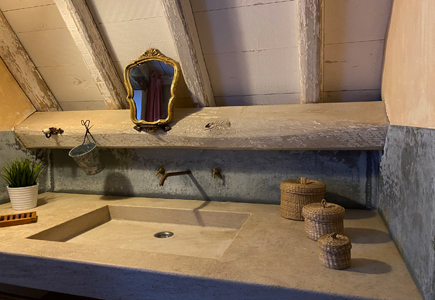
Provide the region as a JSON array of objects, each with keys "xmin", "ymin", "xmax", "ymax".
[
  {"xmin": 0, "ymin": 131, "xmax": 51, "ymax": 204},
  {"xmin": 378, "ymin": 125, "xmax": 435, "ymax": 300},
  {"xmin": 51, "ymin": 148, "xmax": 379, "ymax": 209}
]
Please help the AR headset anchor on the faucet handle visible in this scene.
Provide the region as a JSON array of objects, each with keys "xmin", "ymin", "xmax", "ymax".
[{"xmin": 155, "ymin": 168, "xmax": 165, "ymax": 176}]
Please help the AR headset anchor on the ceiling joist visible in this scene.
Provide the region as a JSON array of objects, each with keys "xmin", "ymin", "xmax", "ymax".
[
  {"xmin": 54, "ymin": 0, "xmax": 128, "ymax": 110},
  {"xmin": 298, "ymin": 0, "xmax": 323, "ymax": 103},
  {"xmin": 161, "ymin": 0, "xmax": 216, "ymax": 107},
  {"xmin": 0, "ymin": 11, "xmax": 61, "ymax": 112}
]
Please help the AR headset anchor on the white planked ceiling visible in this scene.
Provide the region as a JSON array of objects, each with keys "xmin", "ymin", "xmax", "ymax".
[
  {"xmin": 0, "ymin": 0, "xmax": 393, "ymax": 110},
  {"xmin": 323, "ymin": 0, "xmax": 393, "ymax": 103},
  {"xmin": 0, "ymin": 0, "xmax": 107, "ymax": 111},
  {"xmin": 192, "ymin": 0, "xmax": 300, "ymax": 106},
  {"xmin": 86, "ymin": 0, "xmax": 179, "ymax": 81}
]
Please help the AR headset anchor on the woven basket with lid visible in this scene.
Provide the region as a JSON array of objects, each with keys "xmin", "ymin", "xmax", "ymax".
[
  {"xmin": 317, "ymin": 232, "xmax": 352, "ymax": 269},
  {"xmin": 302, "ymin": 199, "xmax": 345, "ymax": 240},
  {"xmin": 280, "ymin": 177, "xmax": 326, "ymax": 221}
]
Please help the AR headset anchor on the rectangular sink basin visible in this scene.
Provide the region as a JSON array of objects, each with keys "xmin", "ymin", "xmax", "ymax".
[{"xmin": 28, "ymin": 206, "xmax": 250, "ymax": 259}]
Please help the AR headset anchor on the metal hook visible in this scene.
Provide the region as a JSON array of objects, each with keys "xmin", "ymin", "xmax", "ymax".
[{"xmin": 81, "ymin": 120, "xmax": 97, "ymax": 145}]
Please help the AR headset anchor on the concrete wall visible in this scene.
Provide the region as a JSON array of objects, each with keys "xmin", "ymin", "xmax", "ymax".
[
  {"xmin": 378, "ymin": 126, "xmax": 435, "ymax": 300},
  {"xmin": 382, "ymin": 0, "xmax": 435, "ymax": 129},
  {"xmin": 0, "ymin": 131, "xmax": 51, "ymax": 204},
  {"xmin": 51, "ymin": 148, "xmax": 379, "ymax": 209}
]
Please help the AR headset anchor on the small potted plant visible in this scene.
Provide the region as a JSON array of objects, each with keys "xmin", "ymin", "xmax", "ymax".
[{"xmin": 1, "ymin": 158, "xmax": 44, "ymax": 210}]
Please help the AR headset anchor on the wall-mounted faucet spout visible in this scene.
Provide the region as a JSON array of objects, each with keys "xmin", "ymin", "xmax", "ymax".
[{"xmin": 159, "ymin": 170, "xmax": 191, "ymax": 186}]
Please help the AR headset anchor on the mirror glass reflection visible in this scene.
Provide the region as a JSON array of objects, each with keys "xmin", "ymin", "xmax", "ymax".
[{"xmin": 129, "ymin": 60, "xmax": 174, "ymax": 122}]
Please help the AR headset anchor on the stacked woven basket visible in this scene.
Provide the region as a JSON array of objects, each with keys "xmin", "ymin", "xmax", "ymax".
[{"xmin": 280, "ymin": 177, "xmax": 352, "ymax": 270}]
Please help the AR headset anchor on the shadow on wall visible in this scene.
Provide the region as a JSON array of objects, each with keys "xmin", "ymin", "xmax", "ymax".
[
  {"xmin": 103, "ymin": 173, "xmax": 134, "ymax": 197},
  {"xmin": 51, "ymin": 148, "xmax": 379, "ymax": 209}
]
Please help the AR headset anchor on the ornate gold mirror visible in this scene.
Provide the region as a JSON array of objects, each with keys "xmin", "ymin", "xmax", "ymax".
[{"xmin": 124, "ymin": 48, "xmax": 180, "ymax": 132}]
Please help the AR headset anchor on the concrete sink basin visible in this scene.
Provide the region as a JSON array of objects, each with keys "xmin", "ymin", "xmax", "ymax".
[{"xmin": 28, "ymin": 205, "xmax": 250, "ymax": 259}]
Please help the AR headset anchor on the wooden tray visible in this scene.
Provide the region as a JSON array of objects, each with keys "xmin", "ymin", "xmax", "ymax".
[{"xmin": 0, "ymin": 211, "xmax": 37, "ymax": 227}]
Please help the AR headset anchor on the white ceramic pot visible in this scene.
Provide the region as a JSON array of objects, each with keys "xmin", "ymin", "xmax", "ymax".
[{"xmin": 7, "ymin": 183, "xmax": 39, "ymax": 211}]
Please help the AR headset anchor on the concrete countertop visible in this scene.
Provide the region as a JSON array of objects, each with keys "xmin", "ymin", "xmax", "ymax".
[{"xmin": 0, "ymin": 193, "xmax": 422, "ymax": 300}]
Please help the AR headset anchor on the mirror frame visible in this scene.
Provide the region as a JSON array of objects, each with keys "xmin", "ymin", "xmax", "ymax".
[{"xmin": 124, "ymin": 48, "xmax": 180, "ymax": 129}]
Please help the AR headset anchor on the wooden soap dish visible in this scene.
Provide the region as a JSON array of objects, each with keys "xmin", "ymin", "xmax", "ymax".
[{"xmin": 0, "ymin": 211, "xmax": 37, "ymax": 227}]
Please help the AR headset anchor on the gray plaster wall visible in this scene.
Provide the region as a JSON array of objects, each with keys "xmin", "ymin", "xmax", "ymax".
[
  {"xmin": 378, "ymin": 125, "xmax": 435, "ymax": 300},
  {"xmin": 51, "ymin": 148, "xmax": 380, "ymax": 209},
  {"xmin": 0, "ymin": 131, "xmax": 51, "ymax": 204}
]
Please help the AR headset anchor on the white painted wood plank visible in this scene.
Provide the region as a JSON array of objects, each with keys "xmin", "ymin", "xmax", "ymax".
[
  {"xmin": 59, "ymin": 100, "xmax": 107, "ymax": 111},
  {"xmin": 324, "ymin": 0, "xmax": 393, "ymax": 44},
  {"xmin": 204, "ymin": 47, "xmax": 300, "ymax": 96},
  {"xmin": 54, "ymin": 0, "xmax": 128, "ymax": 109},
  {"xmin": 0, "ymin": 11, "xmax": 61, "ymax": 111},
  {"xmin": 194, "ymin": 1, "xmax": 298, "ymax": 54},
  {"xmin": 2, "ymin": 4, "xmax": 65, "ymax": 33},
  {"xmin": 14, "ymin": 102, "xmax": 389, "ymax": 150},
  {"xmin": 97, "ymin": 17, "xmax": 179, "ymax": 63},
  {"xmin": 215, "ymin": 93, "xmax": 300, "ymax": 106},
  {"xmin": 161, "ymin": 0, "xmax": 215, "ymax": 107},
  {"xmin": 0, "ymin": 0, "xmax": 54, "ymax": 11},
  {"xmin": 16, "ymin": 28, "xmax": 85, "ymax": 67},
  {"xmin": 38, "ymin": 64, "xmax": 104, "ymax": 102},
  {"xmin": 298, "ymin": 0, "xmax": 323, "ymax": 104},
  {"xmin": 323, "ymin": 90, "xmax": 381, "ymax": 103},
  {"xmin": 323, "ymin": 40, "xmax": 384, "ymax": 92},
  {"xmin": 191, "ymin": 0, "xmax": 290, "ymax": 12},
  {"xmin": 86, "ymin": 0, "xmax": 163, "ymax": 24}
]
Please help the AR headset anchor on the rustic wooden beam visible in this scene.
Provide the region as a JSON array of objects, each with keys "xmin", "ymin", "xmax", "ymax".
[
  {"xmin": 161, "ymin": 0, "xmax": 216, "ymax": 107},
  {"xmin": 54, "ymin": 0, "xmax": 128, "ymax": 110},
  {"xmin": 14, "ymin": 102, "xmax": 388, "ymax": 150},
  {"xmin": 0, "ymin": 11, "xmax": 61, "ymax": 112},
  {"xmin": 298, "ymin": 0, "xmax": 323, "ymax": 103}
]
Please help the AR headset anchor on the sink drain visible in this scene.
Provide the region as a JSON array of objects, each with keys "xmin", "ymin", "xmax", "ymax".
[{"xmin": 154, "ymin": 231, "xmax": 174, "ymax": 238}]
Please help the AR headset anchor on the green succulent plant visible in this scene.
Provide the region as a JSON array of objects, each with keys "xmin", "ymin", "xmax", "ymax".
[{"xmin": 0, "ymin": 158, "xmax": 44, "ymax": 188}]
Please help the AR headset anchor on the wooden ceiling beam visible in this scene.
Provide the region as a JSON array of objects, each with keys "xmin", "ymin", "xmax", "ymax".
[
  {"xmin": 161, "ymin": 0, "xmax": 216, "ymax": 107},
  {"xmin": 298, "ymin": 0, "xmax": 323, "ymax": 103},
  {"xmin": 14, "ymin": 102, "xmax": 388, "ymax": 150},
  {"xmin": 54, "ymin": 0, "xmax": 128, "ymax": 110},
  {"xmin": 0, "ymin": 11, "xmax": 61, "ymax": 112}
]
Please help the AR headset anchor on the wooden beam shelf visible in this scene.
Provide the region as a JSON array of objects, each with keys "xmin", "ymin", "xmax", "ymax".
[{"xmin": 14, "ymin": 102, "xmax": 388, "ymax": 150}]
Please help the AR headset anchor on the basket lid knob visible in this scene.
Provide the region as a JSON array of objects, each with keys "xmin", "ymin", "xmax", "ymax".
[{"xmin": 321, "ymin": 199, "xmax": 327, "ymax": 208}]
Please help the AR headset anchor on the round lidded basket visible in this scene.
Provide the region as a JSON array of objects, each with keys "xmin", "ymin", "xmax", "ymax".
[
  {"xmin": 302, "ymin": 199, "xmax": 345, "ymax": 241},
  {"xmin": 317, "ymin": 232, "xmax": 352, "ymax": 269},
  {"xmin": 280, "ymin": 177, "xmax": 326, "ymax": 220}
]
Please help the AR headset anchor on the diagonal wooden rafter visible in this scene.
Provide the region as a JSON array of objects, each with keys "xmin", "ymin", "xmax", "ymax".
[
  {"xmin": 298, "ymin": 0, "xmax": 323, "ymax": 103},
  {"xmin": 0, "ymin": 11, "xmax": 61, "ymax": 112},
  {"xmin": 161, "ymin": 0, "xmax": 216, "ymax": 107},
  {"xmin": 54, "ymin": 0, "xmax": 128, "ymax": 110}
]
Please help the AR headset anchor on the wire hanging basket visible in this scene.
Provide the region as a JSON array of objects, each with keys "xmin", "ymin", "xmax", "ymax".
[{"xmin": 68, "ymin": 120, "xmax": 104, "ymax": 175}]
